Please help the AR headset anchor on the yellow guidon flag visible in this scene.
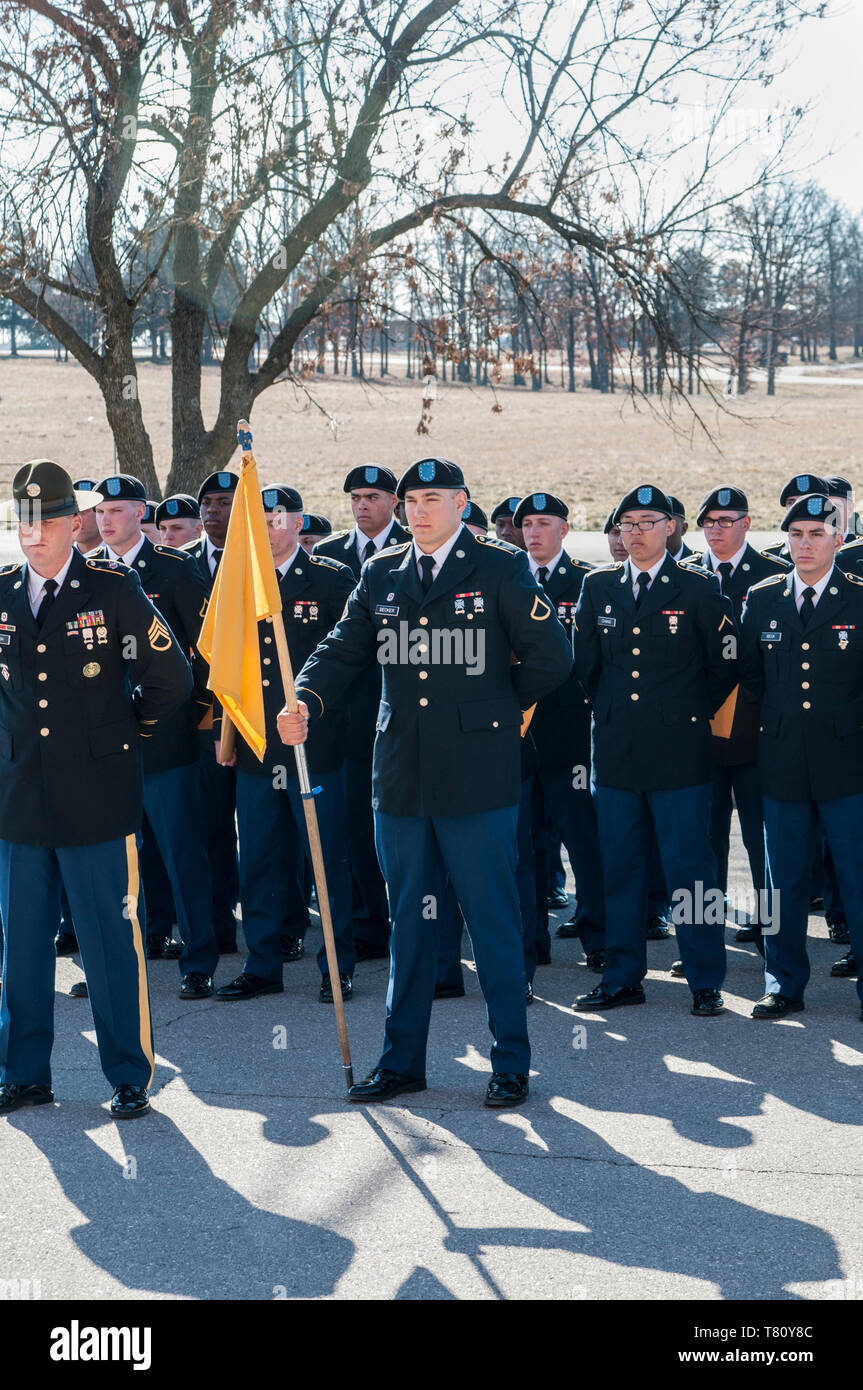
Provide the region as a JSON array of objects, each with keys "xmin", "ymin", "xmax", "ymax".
[{"xmin": 197, "ymin": 428, "xmax": 281, "ymax": 760}]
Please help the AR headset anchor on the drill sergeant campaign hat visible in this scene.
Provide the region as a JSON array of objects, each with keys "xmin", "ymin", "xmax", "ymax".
[
  {"xmin": 696, "ymin": 486, "xmax": 749, "ymax": 526},
  {"xmin": 780, "ymin": 494, "xmax": 844, "ymax": 532},
  {"xmin": 343, "ymin": 465, "xmax": 398, "ymax": 494},
  {"xmin": 197, "ymin": 470, "xmax": 239, "ymax": 503},
  {"xmin": 490, "ymin": 495, "xmax": 522, "ymax": 523},
  {"xmin": 778, "ymin": 473, "xmax": 830, "ymax": 506},
  {"xmin": 261, "ymin": 485, "xmax": 303, "ymax": 513},
  {"xmin": 301, "ymin": 513, "xmax": 332, "ymax": 536},
  {"xmin": 10, "ymin": 459, "xmax": 103, "ymax": 523},
  {"xmin": 95, "ymin": 473, "xmax": 148, "ymax": 503},
  {"xmin": 612, "ymin": 484, "xmax": 673, "ymax": 526},
  {"xmin": 396, "ymin": 457, "xmax": 466, "ymax": 500},
  {"xmin": 155, "ymin": 494, "xmax": 200, "ymax": 526},
  {"xmin": 512, "ymin": 492, "xmax": 568, "ymax": 527},
  {"xmin": 460, "ymin": 500, "xmax": 488, "ymax": 531}
]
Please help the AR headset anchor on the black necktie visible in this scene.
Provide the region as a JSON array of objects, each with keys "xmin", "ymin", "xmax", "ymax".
[
  {"xmin": 800, "ymin": 585, "xmax": 816, "ymax": 626},
  {"xmin": 537, "ymin": 566, "xmax": 549, "ymax": 588},
  {"xmin": 717, "ymin": 562, "xmax": 733, "ymax": 593},
  {"xmin": 419, "ymin": 554, "xmax": 435, "ymax": 593},
  {"xmin": 362, "ymin": 539, "xmax": 376, "ymax": 563},
  {"xmin": 35, "ymin": 578, "xmax": 57, "ymax": 629},
  {"xmin": 634, "ymin": 571, "xmax": 650, "ymax": 608},
  {"xmin": 211, "ymin": 548, "xmax": 223, "ymax": 576}
]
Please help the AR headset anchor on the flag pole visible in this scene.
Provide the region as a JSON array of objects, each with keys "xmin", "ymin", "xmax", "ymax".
[{"xmin": 237, "ymin": 420, "xmax": 354, "ymax": 1090}]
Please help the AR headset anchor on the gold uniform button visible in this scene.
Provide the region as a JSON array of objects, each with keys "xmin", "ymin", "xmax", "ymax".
[
  {"xmin": 36, "ymin": 643, "xmax": 46, "ymax": 654},
  {"xmin": 631, "ymin": 670, "xmax": 639, "ymax": 678},
  {"xmin": 419, "ymin": 670, "xmax": 428, "ymax": 680},
  {"xmin": 262, "ymin": 679, "xmax": 270, "ymax": 687},
  {"xmin": 691, "ymin": 716, "xmax": 697, "ymax": 723},
  {"xmin": 631, "ymin": 692, "xmax": 639, "ymax": 702},
  {"xmin": 263, "ymin": 658, "xmax": 271, "ymax": 665},
  {"xmin": 38, "ymin": 699, "xmax": 47, "ymax": 709},
  {"xmin": 632, "ymin": 648, "xmax": 640, "ymax": 655},
  {"xmin": 801, "ymin": 681, "xmax": 810, "ymax": 689},
  {"xmin": 123, "ymin": 743, "xmax": 129, "ymax": 751},
  {"xmin": 492, "ymin": 720, "xmax": 499, "ymax": 728},
  {"xmin": 802, "ymin": 701, "xmax": 811, "ymax": 709},
  {"xmin": 40, "ymin": 728, "xmax": 49, "ymax": 737},
  {"xmin": 38, "ymin": 672, "xmax": 47, "ymax": 681},
  {"xmin": 801, "ymin": 662, "xmax": 809, "ymax": 670},
  {"xmin": 264, "ymin": 636, "xmax": 272, "ymax": 644},
  {"xmin": 419, "ymin": 697, "xmax": 428, "ymax": 707},
  {"xmin": 801, "ymin": 641, "xmax": 809, "ymax": 650},
  {"xmin": 419, "ymin": 616, "xmax": 429, "ymax": 626},
  {"xmin": 632, "ymin": 626, "xmax": 641, "ymax": 635}
]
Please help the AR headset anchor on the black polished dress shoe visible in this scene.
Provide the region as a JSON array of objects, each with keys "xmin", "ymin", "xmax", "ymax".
[
  {"xmin": 110, "ymin": 1084, "xmax": 150, "ymax": 1119},
  {"xmin": 547, "ymin": 887, "xmax": 569, "ymax": 909},
  {"xmin": 320, "ymin": 973, "xmax": 353, "ymax": 1004},
  {"xmin": 69, "ymin": 980, "xmax": 89, "ymax": 999},
  {"xmin": 354, "ymin": 939, "xmax": 390, "ymax": 962},
  {"xmin": 645, "ymin": 914, "xmax": 671, "ymax": 940},
  {"xmin": 574, "ymin": 983, "xmax": 646, "ymax": 1010},
  {"xmin": 55, "ymin": 931, "xmax": 78, "ymax": 956},
  {"xmin": 555, "ymin": 919, "xmax": 581, "ymax": 939},
  {"xmin": 162, "ymin": 939, "xmax": 183, "ymax": 960},
  {"xmin": 215, "ymin": 973, "xmax": 284, "ymax": 1001},
  {"xmin": 485, "ymin": 1073, "xmax": 529, "ymax": 1108},
  {"xmin": 146, "ymin": 934, "xmax": 169, "ymax": 960},
  {"xmin": 751, "ymin": 993, "xmax": 805, "ymax": 1019},
  {"xmin": 669, "ymin": 959, "xmax": 685, "ymax": 978},
  {"xmin": 809, "ymin": 895, "xmax": 824, "ymax": 912},
  {"xmin": 348, "ymin": 1068, "xmax": 426, "ymax": 1102},
  {"xmin": 691, "ymin": 988, "xmax": 725, "ymax": 1016},
  {"xmin": 584, "ymin": 949, "xmax": 606, "ymax": 973},
  {"xmin": 434, "ymin": 982, "xmax": 465, "ymax": 999},
  {"xmin": 525, "ymin": 981, "xmax": 534, "ymax": 1005},
  {"xmin": 831, "ymin": 952, "xmax": 858, "ymax": 978},
  {"xmin": 0, "ymin": 1083, "xmax": 53, "ymax": 1114},
  {"xmin": 828, "ymin": 918, "xmax": 851, "ymax": 945},
  {"xmin": 281, "ymin": 935, "xmax": 304, "ymax": 963},
  {"xmin": 733, "ymin": 924, "xmax": 759, "ymax": 943},
  {"xmin": 179, "ymin": 973, "xmax": 214, "ymax": 999}
]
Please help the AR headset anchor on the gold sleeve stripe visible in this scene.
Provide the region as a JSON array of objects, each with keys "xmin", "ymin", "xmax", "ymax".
[{"xmin": 297, "ymin": 686, "xmax": 324, "ymax": 717}]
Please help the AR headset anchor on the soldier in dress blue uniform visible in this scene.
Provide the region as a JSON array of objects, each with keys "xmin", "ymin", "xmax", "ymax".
[
  {"xmin": 299, "ymin": 514, "xmax": 332, "ymax": 555},
  {"xmin": 740, "ymin": 494, "xmax": 863, "ymax": 1019},
  {"xmin": 667, "ymin": 496, "xmax": 696, "ymax": 561},
  {"xmin": 0, "ymin": 461, "xmax": 192, "ymax": 1119},
  {"xmin": 313, "ymin": 466, "xmax": 411, "ymax": 962},
  {"xmin": 72, "ymin": 478, "xmax": 102, "ymax": 554},
  {"xmin": 279, "ymin": 457, "xmax": 573, "ymax": 1107},
  {"xmin": 184, "ymin": 470, "xmax": 242, "ymax": 954},
  {"xmin": 491, "ymin": 496, "xmax": 526, "ymax": 550},
  {"xmin": 156, "ymin": 494, "xmax": 202, "ymax": 549},
  {"xmin": 762, "ymin": 474, "xmax": 831, "ymax": 561},
  {"xmin": 513, "ymin": 493, "xmax": 605, "ymax": 970},
  {"xmin": 680, "ymin": 487, "xmax": 790, "ymax": 952},
  {"xmin": 572, "ymin": 484, "xmax": 738, "ymax": 1018},
  {"xmin": 461, "ymin": 500, "xmax": 488, "ymax": 535},
  {"xmin": 92, "ymin": 475, "xmax": 219, "ymax": 999},
  {"xmin": 140, "ymin": 501, "xmax": 160, "ymax": 543},
  {"xmin": 215, "ymin": 486, "xmax": 358, "ymax": 1003}
]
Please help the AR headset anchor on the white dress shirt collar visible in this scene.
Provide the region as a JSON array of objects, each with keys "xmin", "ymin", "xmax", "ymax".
[
  {"xmin": 412, "ymin": 525, "xmax": 464, "ymax": 582},
  {"xmin": 529, "ymin": 549, "xmax": 564, "ymax": 580},
  {"xmin": 27, "ymin": 550, "xmax": 75, "ymax": 616},
  {"xmin": 276, "ymin": 546, "xmax": 302, "ymax": 578},
  {"xmin": 106, "ymin": 533, "xmax": 147, "ymax": 567},
  {"xmin": 707, "ymin": 541, "xmax": 748, "ymax": 574},
  {"xmin": 627, "ymin": 553, "xmax": 667, "ymax": 598},
  {"xmin": 356, "ymin": 518, "xmax": 396, "ymax": 558},
  {"xmin": 792, "ymin": 565, "xmax": 834, "ymax": 610}
]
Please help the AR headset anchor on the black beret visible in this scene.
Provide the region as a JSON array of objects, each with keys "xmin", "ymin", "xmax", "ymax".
[
  {"xmin": 779, "ymin": 473, "xmax": 830, "ymax": 506},
  {"xmin": 73, "ymin": 477, "xmax": 100, "ymax": 492},
  {"xmin": 668, "ymin": 495, "xmax": 687, "ymax": 520},
  {"xmin": 96, "ymin": 473, "xmax": 147, "ymax": 502},
  {"xmin": 198, "ymin": 470, "xmax": 239, "ymax": 502},
  {"xmin": 461, "ymin": 500, "xmax": 488, "ymax": 531},
  {"xmin": 12, "ymin": 460, "xmax": 97, "ymax": 522},
  {"xmin": 612, "ymin": 484, "xmax": 673, "ymax": 525},
  {"xmin": 827, "ymin": 475, "xmax": 853, "ymax": 498},
  {"xmin": 490, "ymin": 496, "xmax": 522, "ymax": 523},
  {"xmin": 696, "ymin": 486, "xmax": 749, "ymax": 526},
  {"xmin": 344, "ymin": 465, "xmax": 397, "ymax": 494},
  {"xmin": 513, "ymin": 492, "xmax": 568, "ymax": 527},
  {"xmin": 603, "ymin": 508, "xmax": 619, "ymax": 534},
  {"xmin": 396, "ymin": 457, "xmax": 466, "ymax": 500},
  {"xmin": 781, "ymin": 494, "xmax": 843, "ymax": 531},
  {"xmin": 261, "ymin": 485, "xmax": 303, "ymax": 513},
  {"xmin": 156, "ymin": 494, "xmax": 200, "ymax": 525},
  {"xmin": 302, "ymin": 513, "xmax": 332, "ymax": 535},
  {"xmin": 142, "ymin": 501, "xmax": 158, "ymax": 525}
]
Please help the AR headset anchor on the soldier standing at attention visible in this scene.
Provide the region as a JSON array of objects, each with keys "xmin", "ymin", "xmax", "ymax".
[
  {"xmin": 572, "ymin": 485, "xmax": 738, "ymax": 1018},
  {"xmin": 0, "ymin": 462, "xmax": 192, "ymax": 1119},
  {"xmin": 279, "ymin": 458, "xmax": 573, "ymax": 1108}
]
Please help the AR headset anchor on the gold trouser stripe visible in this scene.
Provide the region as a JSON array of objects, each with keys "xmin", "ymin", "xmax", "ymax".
[{"xmin": 125, "ymin": 833, "xmax": 155, "ymax": 1087}]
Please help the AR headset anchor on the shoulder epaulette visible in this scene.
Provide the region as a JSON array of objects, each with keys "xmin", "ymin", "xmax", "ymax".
[
  {"xmin": 566, "ymin": 555, "xmax": 593, "ymax": 572},
  {"xmin": 153, "ymin": 543, "xmax": 192, "ymax": 561},
  {"xmin": 323, "ymin": 529, "xmax": 350, "ymax": 543},
  {"xmin": 368, "ymin": 541, "xmax": 410, "ymax": 560},
  {"xmin": 840, "ymin": 537, "xmax": 863, "ymax": 553},
  {"xmin": 475, "ymin": 534, "xmax": 518, "ymax": 553},
  {"xmin": 748, "ymin": 572, "xmax": 787, "ymax": 594},
  {"xmin": 86, "ymin": 557, "xmax": 127, "ymax": 575},
  {"xmin": 758, "ymin": 549, "xmax": 791, "ymax": 568},
  {"xmin": 846, "ymin": 572, "xmax": 863, "ymax": 586},
  {"xmin": 678, "ymin": 553, "xmax": 704, "ymax": 568},
  {"xmin": 587, "ymin": 560, "xmax": 622, "ymax": 573},
  {"xmin": 0, "ymin": 562, "xmax": 23, "ymax": 576},
  {"xmin": 179, "ymin": 537, "xmax": 203, "ymax": 553},
  {"xmin": 680, "ymin": 563, "xmax": 720, "ymax": 584},
  {"xmin": 309, "ymin": 553, "xmax": 344, "ymax": 571}
]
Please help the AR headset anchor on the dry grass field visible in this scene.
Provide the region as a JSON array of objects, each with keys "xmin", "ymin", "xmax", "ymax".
[{"xmin": 1, "ymin": 355, "xmax": 862, "ymax": 530}]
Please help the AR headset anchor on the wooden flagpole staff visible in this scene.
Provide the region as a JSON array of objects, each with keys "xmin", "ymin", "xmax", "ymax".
[{"xmin": 237, "ymin": 420, "xmax": 354, "ymax": 1090}]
